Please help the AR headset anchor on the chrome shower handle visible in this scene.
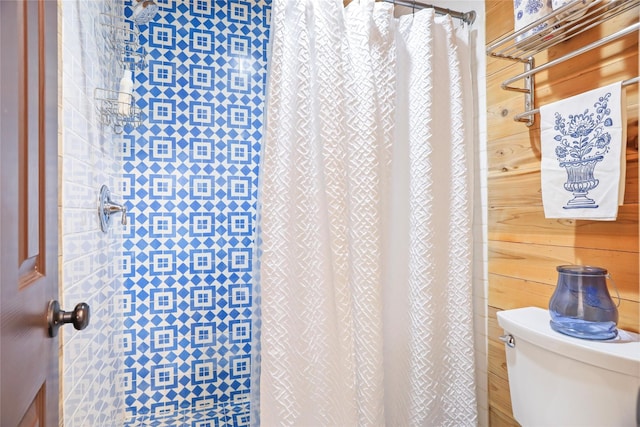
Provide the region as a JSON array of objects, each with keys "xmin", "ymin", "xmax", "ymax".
[
  {"xmin": 104, "ymin": 200, "xmax": 127, "ymax": 225},
  {"xmin": 98, "ymin": 185, "xmax": 127, "ymax": 232}
]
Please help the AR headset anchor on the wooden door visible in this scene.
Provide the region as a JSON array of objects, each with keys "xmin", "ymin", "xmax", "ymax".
[{"xmin": 0, "ymin": 0, "xmax": 59, "ymax": 425}]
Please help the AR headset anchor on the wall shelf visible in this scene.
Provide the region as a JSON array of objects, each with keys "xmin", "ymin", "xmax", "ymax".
[
  {"xmin": 95, "ymin": 88, "xmax": 142, "ymax": 134},
  {"xmin": 94, "ymin": 11, "xmax": 146, "ymax": 133},
  {"xmin": 97, "ymin": 12, "xmax": 147, "ymax": 71},
  {"xmin": 486, "ymin": 0, "xmax": 640, "ymax": 126}
]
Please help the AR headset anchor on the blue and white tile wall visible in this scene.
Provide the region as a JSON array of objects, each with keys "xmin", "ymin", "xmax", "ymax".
[
  {"xmin": 60, "ymin": 1, "xmax": 125, "ymax": 426},
  {"xmin": 120, "ymin": 0, "xmax": 270, "ymax": 422}
]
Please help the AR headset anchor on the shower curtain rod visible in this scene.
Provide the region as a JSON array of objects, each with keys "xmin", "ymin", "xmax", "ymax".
[{"xmin": 382, "ymin": 0, "xmax": 476, "ymax": 25}]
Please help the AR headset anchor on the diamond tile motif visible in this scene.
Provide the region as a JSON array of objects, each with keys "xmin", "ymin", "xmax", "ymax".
[{"xmin": 122, "ymin": 0, "xmax": 270, "ymax": 421}]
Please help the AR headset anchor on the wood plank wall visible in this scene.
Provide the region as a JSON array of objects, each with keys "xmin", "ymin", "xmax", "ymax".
[{"xmin": 485, "ymin": 2, "xmax": 640, "ymax": 425}]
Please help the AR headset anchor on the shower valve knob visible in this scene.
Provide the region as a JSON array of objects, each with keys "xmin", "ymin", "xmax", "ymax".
[
  {"xmin": 105, "ymin": 200, "xmax": 127, "ymax": 225},
  {"xmin": 47, "ymin": 300, "xmax": 90, "ymax": 337},
  {"xmin": 98, "ymin": 185, "xmax": 127, "ymax": 232}
]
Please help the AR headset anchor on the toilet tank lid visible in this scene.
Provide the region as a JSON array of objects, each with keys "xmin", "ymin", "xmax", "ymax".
[{"xmin": 497, "ymin": 307, "xmax": 640, "ymax": 377}]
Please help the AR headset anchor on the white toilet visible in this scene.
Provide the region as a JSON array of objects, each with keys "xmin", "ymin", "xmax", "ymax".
[{"xmin": 497, "ymin": 306, "xmax": 640, "ymax": 427}]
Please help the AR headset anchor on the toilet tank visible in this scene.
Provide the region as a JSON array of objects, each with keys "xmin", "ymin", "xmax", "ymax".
[{"xmin": 497, "ymin": 307, "xmax": 640, "ymax": 427}]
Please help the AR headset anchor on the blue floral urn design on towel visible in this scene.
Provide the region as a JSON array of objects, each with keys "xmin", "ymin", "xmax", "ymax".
[{"xmin": 552, "ymin": 92, "xmax": 613, "ymax": 209}]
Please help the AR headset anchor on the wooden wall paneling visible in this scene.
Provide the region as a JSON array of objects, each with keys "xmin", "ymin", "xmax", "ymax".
[
  {"xmin": 623, "ymin": 147, "xmax": 640, "ymax": 203},
  {"xmin": 484, "ymin": 1, "xmax": 513, "ymax": 47},
  {"xmin": 534, "ymin": 46, "xmax": 638, "ymax": 106},
  {"xmin": 489, "ymin": 406, "xmax": 520, "ymax": 427},
  {"xmin": 488, "ymin": 170, "xmax": 542, "ymax": 208},
  {"xmin": 489, "ymin": 274, "xmax": 554, "ymax": 313},
  {"xmin": 486, "ymin": 100, "xmax": 534, "ymax": 142},
  {"xmin": 488, "ymin": 131, "xmax": 541, "ymax": 175},
  {"xmin": 487, "ymin": 308, "xmax": 509, "ymax": 382},
  {"xmin": 489, "ymin": 240, "xmax": 638, "ymax": 297},
  {"xmin": 486, "ymin": 68, "xmax": 535, "ymax": 140},
  {"xmin": 488, "ymin": 204, "xmax": 639, "ymax": 250},
  {"xmin": 535, "ymin": 56, "xmax": 638, "ymax": 102},
  {"xmin": 488, "ymin": 121, "xmax": 638, "ymax": 208},
  {"xmin": 488, "ymin": 153, "xmax": 639, "ymax": 206},
  {"xmin": 486, "ymin": 54, "xmax": 524, "ymax": 80},
  {"xmin": 488, "ymin": 371, "xmax": 514, "ymax": 423},
  {"xmin": 538, "ymin": 31, "xmax": 638, "ymax": 74},
  {"xmin": 608, "ymin": 299, "xmax": 639, "ymax": 332},
  {"xmin": 485, "ymin": 0, "xmax": 640, "ymax": 424}
]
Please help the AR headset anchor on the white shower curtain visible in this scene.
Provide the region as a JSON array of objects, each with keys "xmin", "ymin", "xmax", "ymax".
[{"xmin": 253, "ymin": 0, "xmax": 477, "ymax": 425}]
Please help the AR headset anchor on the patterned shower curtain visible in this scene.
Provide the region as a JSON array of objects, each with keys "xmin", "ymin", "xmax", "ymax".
[{"xmin": 252, "ymin": 0, "xmax": 477, "ymax": 425}]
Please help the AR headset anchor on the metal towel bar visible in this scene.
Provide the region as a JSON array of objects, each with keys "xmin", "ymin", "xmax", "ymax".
[
  {"xmin": 486, "ymin": 0, "xmax": 640, "ymax": 126},
  {"xmin": 501, "ymin": 22, "xmax": 640, "ymax": 91},
  {"xmin": 513, "ymin": 76, "xmax": 639, "ymax": 122}
]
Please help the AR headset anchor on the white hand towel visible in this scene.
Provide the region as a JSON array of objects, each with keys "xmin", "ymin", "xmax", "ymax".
[
  {"xmin": 551, "ymin": 0, "xmax": 593, "ymax": 21},
  {"xmin": 540, "ymin": 81, "xmax": 626, "ymax": 220},
  {"xmin": 513, "ymin": 0, "xmax": 553, "ymax": 46}
]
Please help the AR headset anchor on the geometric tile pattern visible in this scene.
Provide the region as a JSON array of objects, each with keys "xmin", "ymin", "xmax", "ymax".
[
  {"xmin": 121, "ymin": 0, "xmax": 270, "ymax": 422},
  {"xmin": 123, "ymin": 403, "xmax": 251, "ymax": 427}
]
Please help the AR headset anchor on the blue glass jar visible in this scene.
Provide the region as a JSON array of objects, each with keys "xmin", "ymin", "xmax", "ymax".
[{"xmin": 549, "ymin": 265, "xmax": 619, "ymax": 340}]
